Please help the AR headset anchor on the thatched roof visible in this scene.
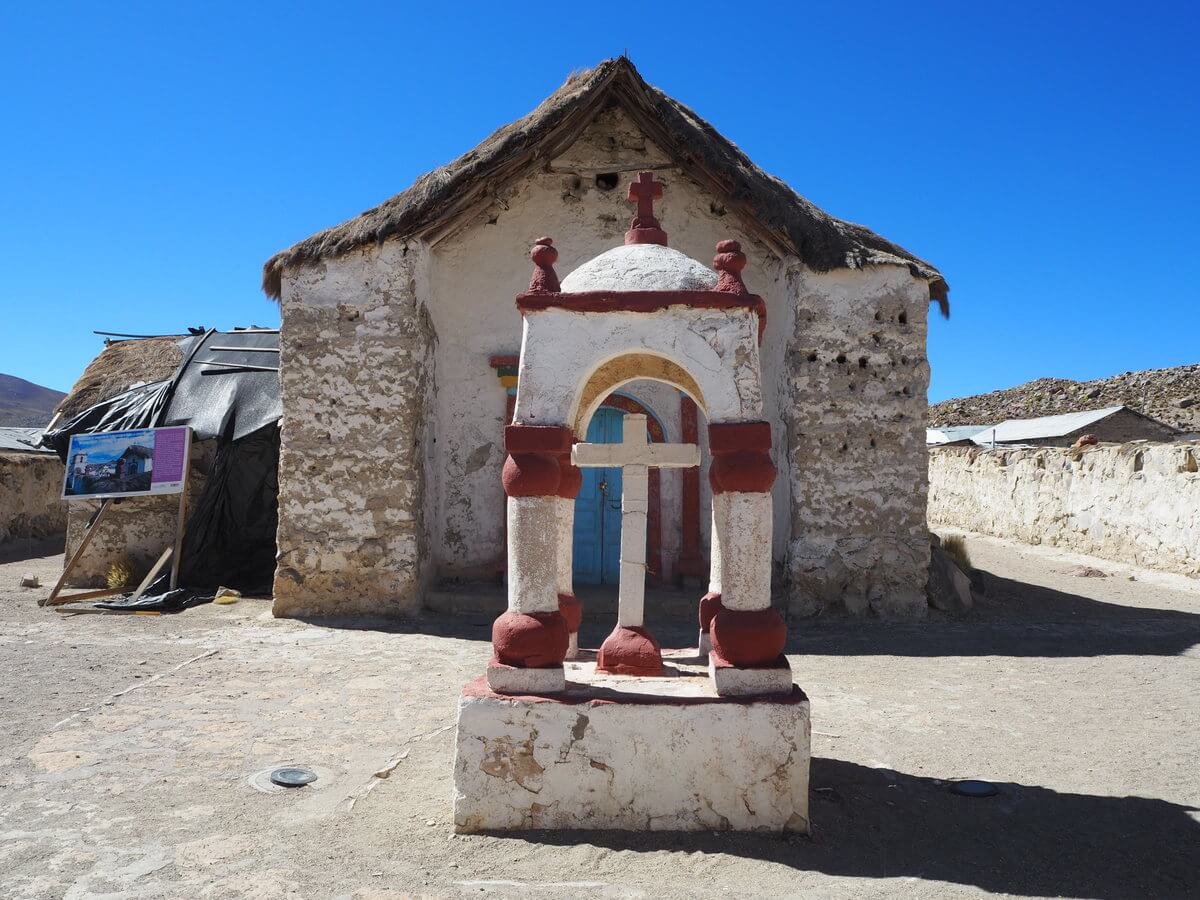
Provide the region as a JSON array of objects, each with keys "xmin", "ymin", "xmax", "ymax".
[
  {"xmin": 262, "ymin": 58, "xmax": 948, "ymax": 311},
  {"xmin": 55, "ymin": 337, "xmax": 185, "ymax": 421}
]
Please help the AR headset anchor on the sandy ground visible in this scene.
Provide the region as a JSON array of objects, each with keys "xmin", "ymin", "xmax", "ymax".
[{"xmin": 1, "ymin": 533, "xmax": 1198, "ymax": 899}]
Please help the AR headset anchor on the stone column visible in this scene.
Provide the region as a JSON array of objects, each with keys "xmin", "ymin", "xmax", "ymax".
[
  {"xmin": 555, "ymin": 451, "xmax": 583, "ymax": 659},
  {"xmin": 489, "ymin": 424, "xmax": 573, "ymax": 694},
  {"xmin": 698, "ymin": 492, "xmax": 726, "ymax": 655},
  {"xmin": 706, "ymin": 422, "xmax": 786, "ymax": 677}
]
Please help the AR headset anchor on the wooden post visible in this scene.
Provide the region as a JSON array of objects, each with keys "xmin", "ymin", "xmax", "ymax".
[
  {"xmin": 169, "ymin": 429, "xmax": 193, "ymax": 590},
  {"xmin": 42, "ymin": 499, "xmax": 114, "ymax": 606}
]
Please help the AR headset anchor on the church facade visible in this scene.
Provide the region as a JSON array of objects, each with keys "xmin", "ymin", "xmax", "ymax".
[{"xmin": 263, "ymin": 58, "xmax": 947, "ymax": 620}]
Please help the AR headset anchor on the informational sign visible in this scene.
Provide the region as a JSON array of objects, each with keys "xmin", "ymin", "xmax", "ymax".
[{"xmin": 62, "ymin": 426, "xmax": 191, "ymax": 500}]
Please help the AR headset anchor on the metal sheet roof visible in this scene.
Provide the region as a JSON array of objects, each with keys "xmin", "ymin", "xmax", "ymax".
[
  {"xmin": 0, "ymin": 427, "xmax": 52, "ymax": 453},
  {"xmin": 927, "ymin": 425, "xmax": 989, "ymax": 445},
  {"xmin": 971, "ymin": 406, "xmax": 1126, "ymax": 445}
]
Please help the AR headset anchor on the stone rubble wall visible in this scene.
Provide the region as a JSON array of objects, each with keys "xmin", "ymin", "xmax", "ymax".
[
  {"xmin": 929, "ymin": 443, "xmax": 1200, "ymax": 577},
  {"xmin": 785, "ymin": 266, "xmax": 933, "ymax": 618},
  {"xmin": 271, "ymin": 106, "xmax": 937, "ymax": 618},
  {"xmin": 0, "ymin": 452, "xmax": 67, "ymax": 545},
  {"xmin": 273, "ymin": 243, "xmax": 434, "ymax": 617},
  {"xmin": 62, "ymin": 442, "xmax": 213, "ymax": 588}
]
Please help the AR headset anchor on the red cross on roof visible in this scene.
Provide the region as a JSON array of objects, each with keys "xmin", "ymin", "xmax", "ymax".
[{"xmin": 624, "ymin": 171, "xmax": 669, "ymax": 246}]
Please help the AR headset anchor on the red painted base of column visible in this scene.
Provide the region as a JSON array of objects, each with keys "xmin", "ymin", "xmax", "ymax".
[
  {"xmin": 492, "ymin": 610, "xmax": 569, "ymax": 668},
  {"xmin": 710, "ymin": 607, "xmax": 787, "ymax": 667},
  {"xmin": 698, "ymin": 591, "xmax": 722, "ymax": 633},
  {"xmin": 557, "ymin": 592, "xmax": 583, "ymax": 635},
  {"xmin": 596, "ymin": 626, "xmax": 664, "ymax": 676}
]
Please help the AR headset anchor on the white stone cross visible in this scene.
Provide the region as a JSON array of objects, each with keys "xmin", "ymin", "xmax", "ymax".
[{"xmin": 572, "ymin": 414, "xmax": 699, "ymax": 629}]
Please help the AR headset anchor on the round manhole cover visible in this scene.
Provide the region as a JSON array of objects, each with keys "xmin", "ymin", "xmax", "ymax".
[
  {"xmin": 270, "ymin": 766, "xmax": 318, "ymax": 788},
  {"xmin": 950, "ymin": 779, "xmax": 998, "ymax": 797}
]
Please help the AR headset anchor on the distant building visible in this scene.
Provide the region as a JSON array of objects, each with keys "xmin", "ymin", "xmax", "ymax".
[
  {"xmin": 970, "ymin": 406, "xmax": 1178, "ymax": 448},
  {"xmin": 926, "ymin": 425, "xmax": 988, "ymax": 446},
  {"xmin": 118, "ymin": 444, "xmax": 153, "ymax": 477}
]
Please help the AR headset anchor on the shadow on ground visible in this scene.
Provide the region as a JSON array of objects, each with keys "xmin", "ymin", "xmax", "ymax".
[{"xmin": 490, "ymin": 757, "xmax": 1200, "ymax": 899}]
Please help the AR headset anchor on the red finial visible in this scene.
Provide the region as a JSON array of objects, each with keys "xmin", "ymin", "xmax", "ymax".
[
  {"xmin": 528, "ymin": 236, "xmax": 560, "ymax": 293},
  {"xmin": 712, "ymin": 240, "xmax": 748, "ymax": 294},
  {"xmin": 624, "ymin": 171, "xmax": 668, "ymax": 246}
]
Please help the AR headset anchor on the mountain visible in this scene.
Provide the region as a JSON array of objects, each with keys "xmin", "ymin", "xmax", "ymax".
[
  {"xmin": 930, "ymin": 364, "xmax": 1200, "ymax": 432},
  {"xmin": 0, "ymin": 373, "xmax": 67, "ymax": 427}
]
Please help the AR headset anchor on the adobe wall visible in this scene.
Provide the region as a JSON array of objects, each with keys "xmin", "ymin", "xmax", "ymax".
[
  {"xmin": 62, "ymin": 442, "xmax": 213, "ymax": 588},
  {"xmin": 784, "ymin": 266, "xmax": 932, "ymax": 618},
  {"xmin": 272, "ymin": 242, "xmax": 435, "ymax": 617},
  {"xmin": 423, "ymin": 107, "xmax": 794, "ymax": 587},
  {"xmin": 929, "ymin": 443, "xmax": 1200, "ymax": 576},
  {"xmin": 0, "ymin": 452, "xmax": 66, "ymax": 546},
  {"xmin": 272, "ymin": 107, "xmax": 936, "ymax": 617}
]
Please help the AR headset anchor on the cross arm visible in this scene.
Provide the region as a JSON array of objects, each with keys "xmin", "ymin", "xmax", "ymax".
[{"xmin": 572, "ymin": 442, "xmax": 699, "ymax": 469}]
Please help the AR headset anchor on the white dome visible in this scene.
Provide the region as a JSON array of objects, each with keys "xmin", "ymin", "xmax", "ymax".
[{"xmin": 560, "ymin": 243, "xmax": 717, "ymax": 293}]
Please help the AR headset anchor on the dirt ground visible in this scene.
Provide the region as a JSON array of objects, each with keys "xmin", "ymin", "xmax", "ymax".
[{"xmin": 1, "ymin": 533, "xmax": 1198, "ymax": 899}]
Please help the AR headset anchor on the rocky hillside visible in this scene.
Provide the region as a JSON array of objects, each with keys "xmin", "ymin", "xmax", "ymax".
[
  {"xmin": 0, "ymin": 374, "xmax": 66, "ymax": 427},
  {"xmin": 930, "ymin": 364, "xmax": 1200, "ymax": 432}
]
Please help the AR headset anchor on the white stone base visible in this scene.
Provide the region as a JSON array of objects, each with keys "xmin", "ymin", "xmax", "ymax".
[
  {"xmin": 708, "ymin": 652, "xmax": 794, "ymax": 697},
  {"xmin": 454, "ymin": 653, "xmax": 810, "ymax": 833},
  {"xmin": 698, "ymin": 629, "xmax": 712, "ymax": 656},
  {"xmin": 565, "ymin": 632, "xmax": 579, "ymax": 660},
  {"xmin": 485, "ymin": 662, "xmax": 565, "ymax": 695}
]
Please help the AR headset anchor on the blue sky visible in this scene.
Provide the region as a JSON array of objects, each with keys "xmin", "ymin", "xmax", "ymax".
[{"xmin": 1, "ymin": 2, "xmax": 1196, "ymax": 401}]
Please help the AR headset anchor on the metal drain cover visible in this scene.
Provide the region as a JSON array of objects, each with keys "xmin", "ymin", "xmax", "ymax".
[
  {"xmin": 270, "ymin": 766, "xmax": 317, "ymax": 787},
  {"xmin": 950, "ymin": 779, "xmax": 998, "ymax": 797}
]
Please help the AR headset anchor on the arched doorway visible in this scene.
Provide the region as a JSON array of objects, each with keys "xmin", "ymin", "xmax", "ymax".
[{"xmin": 572, "ymin": 395, "xmax": 666, "ymax": 585}]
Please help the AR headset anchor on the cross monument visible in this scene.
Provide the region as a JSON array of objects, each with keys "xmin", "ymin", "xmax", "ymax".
[{"xmin": 572, "ymin": 414, "xmax": 698, "ymax": 634}]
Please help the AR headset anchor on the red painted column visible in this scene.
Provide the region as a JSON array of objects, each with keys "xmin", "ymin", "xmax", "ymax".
[
  {"xmin": 492, "ymin": 424, "xmax": 572, "ymax": 669},
  {"xmin": 706, "ymin": 421, "xmax": 786, "ymax": 668},
  {"xmin": 676, "ymin": 395, "xmax": 704, "ymax": 581}
]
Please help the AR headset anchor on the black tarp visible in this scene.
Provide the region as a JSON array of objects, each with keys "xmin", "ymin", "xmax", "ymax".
[
  {"xmin": 43, "ymin": 330, "xmax": 281, "ymax": 457},
  {"xmin": 44, "ymin": 330, "xmax": 283, "ymax": 611}
]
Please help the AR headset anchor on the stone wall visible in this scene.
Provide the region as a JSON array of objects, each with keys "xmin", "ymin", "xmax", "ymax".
[
  {"xmin": 929, "ymin": 443, "xmax": 1200, "ymax": 576},
  {"xmin": 272, "ymin": 106, "xmax": 937, "ymax": 618},
  {"xmin": 62, "ymin": 442, "xmax": 213, "ymax": 588},
  {"xmin": 785, "ymin": 267, "xmax": 932, "ymax": 618},
  {"xmin": 273, "ymin": 243, "xmax": 434, "ymax": 617},
  {"xmin": 0, "ymin": 452, "xmax": 66, "ymax": 545}
]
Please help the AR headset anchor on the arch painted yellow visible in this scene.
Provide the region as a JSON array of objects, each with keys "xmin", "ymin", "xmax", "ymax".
[{"xmin": 572, "ymin": 353, "xmax": 706, "ymax": 437}]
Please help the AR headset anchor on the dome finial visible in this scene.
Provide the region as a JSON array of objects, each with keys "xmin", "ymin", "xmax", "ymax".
[
  {"xmin": 528, "ymin": 237, "xmax": 560, "ymax": 293},
  {"xmin": 713, "ymin": 240, "xmax": 748, "ymax": 294}
]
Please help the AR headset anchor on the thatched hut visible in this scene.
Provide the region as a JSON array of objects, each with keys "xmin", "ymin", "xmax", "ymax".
[{"xmin": 262, "ymin": 57, "xmax": 947, "ymax": 620}]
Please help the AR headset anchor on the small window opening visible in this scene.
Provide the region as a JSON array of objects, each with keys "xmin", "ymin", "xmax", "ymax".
[
  {"xmin": 898, "ymin": 310, "xmax": 908, "ymax": 325},
  {"xmin": 858, "ymin": 356, "xmax": 868, "ymax": 369},
  {"xmin": 595, "ymin": 172, "xmax": 619, "ymax": 191}
]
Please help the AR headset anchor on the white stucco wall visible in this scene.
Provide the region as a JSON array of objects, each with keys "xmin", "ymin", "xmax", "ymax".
[
  {"xmin": 275, "ymin": 105, "xmax": 934, "ymax": 616},
  {"xmin": 423, "ymin": 107, "xmax": 793, "ymax": 585},
  {"xmin": 929, "ymin": 443, "xmax": 1200, "ymax": 576}
]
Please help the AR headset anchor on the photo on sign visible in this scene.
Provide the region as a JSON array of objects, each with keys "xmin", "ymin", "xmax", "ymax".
[{"xmin": 62, "ymin": 427, "xmax": 190, "ymax": 500}]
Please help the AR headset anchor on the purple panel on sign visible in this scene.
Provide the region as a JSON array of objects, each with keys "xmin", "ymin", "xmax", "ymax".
[{"xmin": 152, "ymin": 427, "xmax": 188, "ymax": 484}]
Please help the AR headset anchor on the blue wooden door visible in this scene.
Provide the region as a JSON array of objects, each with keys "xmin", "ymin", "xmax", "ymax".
[{"xmin": 573, "ymin": 408, "xmax": 624, "ymax": 584}]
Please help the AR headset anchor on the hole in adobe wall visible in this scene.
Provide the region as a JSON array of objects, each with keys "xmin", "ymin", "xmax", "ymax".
[
  {"xmin": 874, "ymin": 311, "xmax": 882, "ymax": 322},
  {"xmin": 858, "ymin": 356, "xmax": 868, "ymax": 368},
  {"xmin": 839, "ymin": 443, "xmax": 848, "ymax": 453},
  {"xmin": 807, "ymin": 351, "xmax": 818, "ymax": 362},
  {"xmin": 1133, "ymin": 451, "xmax": 1144, "ymax": 473},
  {"xmin": 1183, "ymin": 451, "xmax": 1198, "ymax": 473},
  {"xmin": 901, "ymin": 356, "xmax": 909, "ymax": 365},
  {"xmin": 710, "ymin": 201, "xmax": 727, "ymax": 217},
  {"xmin": 836, "ymin": 353, "xmax": 847, "ymax": 364},
  {"xmin": 902, "ymin": 386, "xmax": 912, "ymax": 397},
  {"xmin": 595, "ymin": 172, "xmax": 619, "ymax": 191},
  {"xmin": 870, "ymin": 437, "xmax": 876, "ymax": 449},
  {"xmin": 898, "ymin": 311, "xmax": 908, "ymax": 325}
]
